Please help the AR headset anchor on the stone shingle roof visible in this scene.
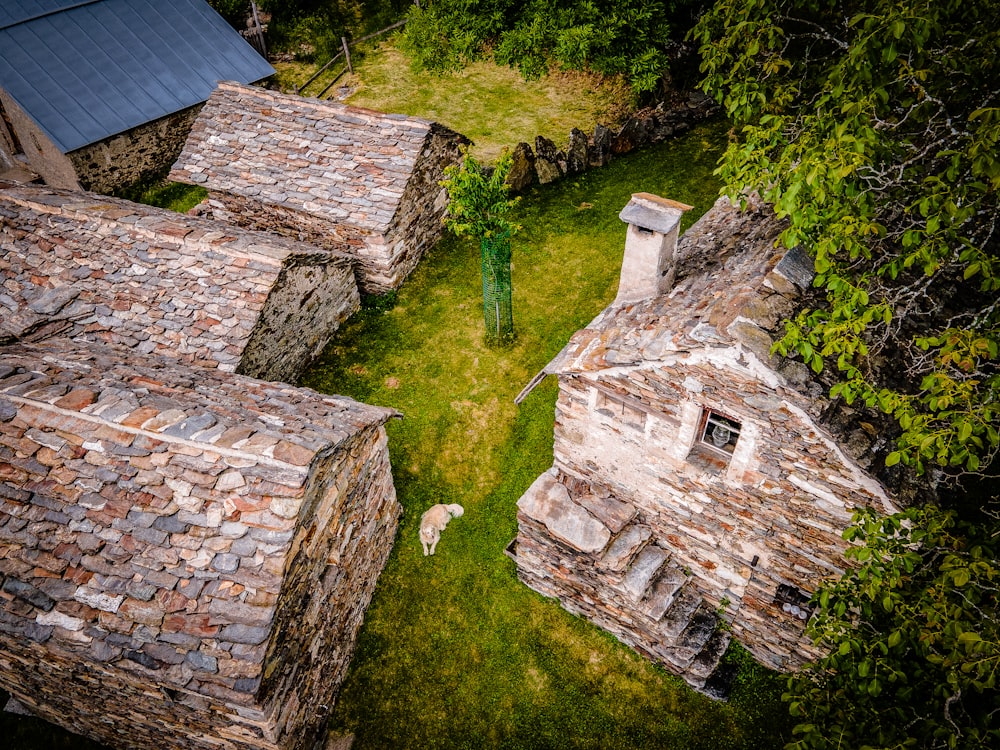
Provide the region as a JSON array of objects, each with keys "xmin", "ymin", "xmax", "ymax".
[
  {"xmin": 0, "ymin": 338, "xmax": 396, "ymax": 691},
  {"xmin": 549, "ymin": 197, "xmax": 812, "ymax": 387},
  {"xmin": 170, "ymin": 81, "xmax": 455, "ymax": 234},
  {"xmin": 0, "ymin": 182, "xmax": 357, "ymax": 377}
]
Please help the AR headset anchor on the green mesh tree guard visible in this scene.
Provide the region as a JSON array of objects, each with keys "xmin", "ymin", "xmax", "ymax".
[{"xmin": 481, "ymin": 233, "xmax": 514, "ymax": 344}]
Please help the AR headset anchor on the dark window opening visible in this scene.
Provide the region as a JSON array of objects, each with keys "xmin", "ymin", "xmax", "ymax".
[
  {"xmin": 774, "ymin": 583, "xmax": 813, "ymax": 620},
  {"xmin": 699, "ymin": 410, "xmax": 741, "ymax": 455}
]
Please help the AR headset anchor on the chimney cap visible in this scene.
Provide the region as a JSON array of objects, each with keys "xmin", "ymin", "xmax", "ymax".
[{"xmin": 619, "ymin": 193, "xmax": 693, "ymax": 234}]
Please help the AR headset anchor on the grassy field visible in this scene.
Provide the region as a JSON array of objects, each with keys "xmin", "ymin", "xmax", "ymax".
[
  {"xmin": 299, "ymin": 117, "xmax": 793, "ymax": 749},
  {"xmin": 273, "ymin": 39, "xmax": 635, "ymax": 161}
]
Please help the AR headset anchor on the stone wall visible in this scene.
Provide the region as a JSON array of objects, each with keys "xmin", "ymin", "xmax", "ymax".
[
  {"xmin": 0, "ymin": 184, "xmax": 359, "ymax": 382},
  {"xmin": 370, "ymin": 125, "xmax": 464, "ymax": 292},
  {"xmin": 69, "ymin": 106, "xmax": 204, "ymax": 195},
  {"xmin": 0, "ymin": 339, "xmax": 401, "ymax": 750},
  {"xmin": 513, "ymin": 468, "xmax": 732, "ymax": 693},
  {"xmin": 505, "ymin": 91, "xmax": 720, "ymax": 193},
  {"xmin": 260, "ymin": 426, "xmax": 400, "ymax": 741},
  {"xmin": 545, "ymin": 361, "xmax": 886, "ymax": 670},
  {"xmin": 0, "ymin": 90, "xmax": 79, "ymax": 190}
]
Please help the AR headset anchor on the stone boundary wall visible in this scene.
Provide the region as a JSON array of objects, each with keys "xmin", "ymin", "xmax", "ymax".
[
  {"xmin": 69, "ymin": 106, "xmax": 204, "ymax": 195},
  {"xmin": 0, "ymin": 184, "xmax": 359, "ymax": 382},
  {"xmin": 0, "ymin": 339, "xmax": 400, "ymax": 750},
  {"xmin": 505, "ymin": 91, "xmax": 720, "ymax": 193}
]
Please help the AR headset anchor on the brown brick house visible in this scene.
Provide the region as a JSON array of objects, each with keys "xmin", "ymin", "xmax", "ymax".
[
  {"xmin": 511, "ymin": 194, "xmax": 899, "ymax": 689},
  {"xmin": 170, "ymin": 81, "xmax": 468, "ymax": 294}
]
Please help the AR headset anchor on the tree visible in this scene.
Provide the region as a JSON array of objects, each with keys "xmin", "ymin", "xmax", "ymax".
[
  {"xmin": 402, "ymin": 0, "xmax": 704, "ymax": 94},
  {"xmin": 784, "ymin": 505, "xmax": 1000, "ymax": 749},
  {"xmin": 692, "ymin": 0, "xmax": 1000, "ymax": 479},
  {"xmin": 440, "ymin": 148, "xmax": 520, "ymax": 345}
]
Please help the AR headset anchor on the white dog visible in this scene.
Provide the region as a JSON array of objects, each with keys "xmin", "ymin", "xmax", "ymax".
[{"xmin": 419, "ymin": 503, "xmax": 464, "ymax": 556}]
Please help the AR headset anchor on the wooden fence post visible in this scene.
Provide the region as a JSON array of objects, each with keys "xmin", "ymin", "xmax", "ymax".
[{"xmin": 342, "ymin": 37, "xmax": 352, "ymax": 74}]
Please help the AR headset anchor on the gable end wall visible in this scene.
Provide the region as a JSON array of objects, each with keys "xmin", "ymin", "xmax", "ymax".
[{"xmin": 549, "ymin": 359, "xmax": 884, "ymax": 670}]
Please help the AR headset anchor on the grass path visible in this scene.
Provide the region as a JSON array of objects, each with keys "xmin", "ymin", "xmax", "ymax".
[{"xmin": 300, "ymin": 118, "xmax": 792, "ymax": 749}]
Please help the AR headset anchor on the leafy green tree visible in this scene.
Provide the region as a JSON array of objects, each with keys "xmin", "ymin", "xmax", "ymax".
[
  {"xmin": 402, "ymin": 0, "xmax": 703, "ymax": 94},
  {"xmin": 692, "ymin": 0, "xmax": 1000, "ymax": 477},
  {"xmin": 441, "ymin": 148, "xmax": 520, "ymax": 344},
  {"xmin": 784, "ymin": 506, "xmax": 999, "ymax": 749}
]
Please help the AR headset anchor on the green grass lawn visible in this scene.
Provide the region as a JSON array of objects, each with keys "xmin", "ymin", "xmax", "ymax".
[
  {"xmin": 273, "ymin": 39, "xmax": 634, "ymax": 161},
  {"xmin": 300, "ymin": 117, "xmax": 794, "ymax": 749}
]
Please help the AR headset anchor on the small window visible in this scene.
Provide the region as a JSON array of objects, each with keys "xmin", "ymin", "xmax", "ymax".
[
  {"xmin": 699, "ymin": 410, "xmax": 741, "ymax": 455},
  {"xmin": 774, "ymin": 584, "xmax": 813, "ymax": 621}
]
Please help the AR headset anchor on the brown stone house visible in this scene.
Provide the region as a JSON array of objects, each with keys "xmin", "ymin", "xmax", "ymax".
[
  {"xmin": 170, "ymin": 81, "xmax": 468, "ymax": 294},
  {"xmin": 0, "ymin": 0, "xmax": 273, "ymax": 194},
  {"xmin": 0, "ymin": 339, "xmax": 400, "ymax": 750},
  {"xmin": 0, "ymin": 182, "xmax": 359, "ymax": 384},
  {"xmin": 511, "ymin": 193, "xmax": 898, "ymax": 690},
  {"xmin": 0, "ymin": 182, "xmax": 403, "ymax": 749}
]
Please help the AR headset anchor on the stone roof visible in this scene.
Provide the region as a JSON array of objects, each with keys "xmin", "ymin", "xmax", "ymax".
[
  {"xmin": 170, "ymin": 81, "xmax": 460, "ymax": 234},
  {"xmin": 550, "ymin": 196, "xmax": 806, "ymax": 379},
  {"xmin": 0, "ymin": 182, "xmax": 357, "ymax": 377},
  {"xmin": 0, "ymin": 337, "xmax": 396, "ymax": 691},
  {"xmin": 544, "ymin": 195, "xmax": 930, "ymax": 505}
]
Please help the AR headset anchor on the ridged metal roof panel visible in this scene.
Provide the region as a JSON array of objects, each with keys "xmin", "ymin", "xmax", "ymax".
[{"xmin": 0, "ymin": 0, "xmax": 274, "ymax": 153}]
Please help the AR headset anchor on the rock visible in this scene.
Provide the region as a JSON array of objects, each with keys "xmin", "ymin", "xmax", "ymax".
[
  {"xmin": 517, "ymin": 472, "xmax": 610, "ymax": 553},
  {"xmin": 612, "ymin": 109, "xmax": 656, "ymax": 155},
  {"xmin": 566, "ymin": 128, "xmax": 588, "ymax": 174},
  {"xmin": 533, "ymin": 136, "xmax": 565, "ymax": 184},
  {"xmin": 589, "ymin": 124, "xmax": 613, "ymax": 167},
  {"xmin": 506, "ymin": 142, "xmax": 537, "ymax": 193}
]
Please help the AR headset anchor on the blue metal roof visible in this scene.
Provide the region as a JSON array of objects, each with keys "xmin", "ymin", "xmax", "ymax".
[{"xmin": 0, "ymin": 0, "xmax": 274, "ymax": 153}]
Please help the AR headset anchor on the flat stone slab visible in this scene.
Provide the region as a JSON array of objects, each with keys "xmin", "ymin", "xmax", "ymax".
[
  {"xmin": 575, "ymin": 491, "xmax": 637, "ymax": 533},
  {"xmin": 517, "ymin": 472, "xmax": 611, "ymax": 553},
  {"xmin": 658, "ymin": 585, "xmax": 704, "ymax": 639},
  {"xmin": 639, "ymin": 566, "xmax": 687, "ymax": 621},
  {"xmin": 621, "ymin": 545, "xmax": 669, "ymax": 600},
  {"xmin": 599, "ymin": 523, "xmax": 652, "ymax": 572}
]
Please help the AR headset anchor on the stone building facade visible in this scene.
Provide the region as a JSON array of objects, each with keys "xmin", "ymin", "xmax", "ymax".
[
  {"xmin": 67, "ymin": 106, "xmax": 206, "ymax": 195},
  {"xmin": 0, "ymin": 183, "xmax": 359, "ymax": 383},
  {"xmin": 170, "ymin": 81, "xmax": 468, "ymax": 294},
  {"xmin": 0, "ymin": 340, "xmax": 400, "ymax": 750},
  {"xmin": 0, "ymin": 0, "xmax": 273, "ymax": 195},
  {"xmin": 511, "ymin": 194, "xmax": 898, "ymax": 687},
  {"xmin": 0, "ymin": 181, "xmax": 403, "ymax": 748}
]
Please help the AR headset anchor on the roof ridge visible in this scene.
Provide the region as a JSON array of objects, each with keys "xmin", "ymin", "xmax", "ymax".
[
  {"xmin": 214, "ymin": 80, "xmax": 435, "ymax": 129},
  {"xmin": 0, "ymin": 0, "xmax": 102, "ymax": 32}
]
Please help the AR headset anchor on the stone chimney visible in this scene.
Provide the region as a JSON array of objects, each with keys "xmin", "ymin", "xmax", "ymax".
[{"xmin": 614, "ymin": 192, "xmax": 692, "ymax": 305}]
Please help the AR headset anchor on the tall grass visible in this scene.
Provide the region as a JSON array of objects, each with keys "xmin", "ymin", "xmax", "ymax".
[{"xmin": 300, "ymin": 118, "xmax": 794, "ymax": 749}]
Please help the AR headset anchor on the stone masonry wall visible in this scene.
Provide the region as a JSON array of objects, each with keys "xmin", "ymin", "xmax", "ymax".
[
  {"xmin": 549, "ymin": 359, "xmax": 885, "ymax": 670},
  {"xmin": 69, "ymin": 106, "xmax": 204, "ymax": 195},
  {"xmin": 374, "ymin": 125, "xmax": 465, "ymax": 292},
  {"xmin": 0, "ymin": 184, "xmax": 359, "ymax": 381},
  {"xmin": 260, "ymin": 426, "xmax": 400, "ymax": 742},
  {"xmin": 0, "ymin": 90, "xmax": 79, "ymax": 190},
  {"xmin": 0, "ymin": 339, "xmax": 399, "ymax": 750}
]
